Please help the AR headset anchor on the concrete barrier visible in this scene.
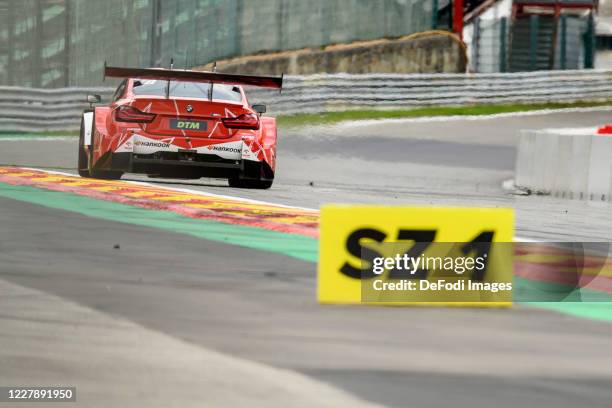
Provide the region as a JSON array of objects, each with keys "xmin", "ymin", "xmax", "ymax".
[
  {"xmin": 204, "ymin": 31, "xmax": 468, "ymax": 75},
  {"xmin": 515, "ymin": 128, "xmax": 612, "ymax": 201}
]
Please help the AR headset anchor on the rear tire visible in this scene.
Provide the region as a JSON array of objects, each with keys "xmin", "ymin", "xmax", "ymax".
[
  {"xmin": 229, "ymin": 161, "xmax": 274, "ymax": 189},
  {"xmin": 228, "ymin": 177, "xmax": 273, "ymax": 189}
]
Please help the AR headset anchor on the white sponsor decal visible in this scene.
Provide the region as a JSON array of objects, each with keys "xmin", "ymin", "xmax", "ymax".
[
  {"xmin": 133, "ymin": 135, "xmax": 177, "ymax": 154},
  {"xmin": 132, "ymin": 134, "xmax": 243, "ymax": 160},
  {"xmin": 83, "ymin": 112, "xmax": 94, "ymax": 146},
  {"xmin": 208, "ymin": 145, "xmax": 241, "ymax": 154},
  {"xmin": 241, "ymin": 143, "xmax": 259, "ymax": 161},
  {"xmin": 115, "ymin": 134, "xmax": 134, "ymax": 153},
  {"xmin": 205, "ymin": 141, "xmax": 242, "ymax": 160},
  {"xmin": 135, "ymin": 141, "xmax": 171, "ymax": 148}
]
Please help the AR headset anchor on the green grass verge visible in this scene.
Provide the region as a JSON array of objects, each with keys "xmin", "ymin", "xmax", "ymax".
[{"xmin": 276, "ymin": 101, "xmax": 612, "ymax": 128}]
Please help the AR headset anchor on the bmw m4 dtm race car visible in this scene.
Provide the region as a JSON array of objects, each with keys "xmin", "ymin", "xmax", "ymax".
[{"xmin": 78, "ymin": 65, "xmax": 282, "ymax": 189}]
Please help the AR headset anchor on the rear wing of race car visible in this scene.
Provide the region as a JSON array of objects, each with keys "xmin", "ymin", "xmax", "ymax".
[{"xmin": 104, "ymin": 64, "xmax": 283, "ymax": 89}]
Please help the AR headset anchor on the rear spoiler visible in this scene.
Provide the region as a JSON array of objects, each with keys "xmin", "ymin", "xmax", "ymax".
[{"xmin": 103, "ymin": 64, "xmax": 283, "ymax": 89}]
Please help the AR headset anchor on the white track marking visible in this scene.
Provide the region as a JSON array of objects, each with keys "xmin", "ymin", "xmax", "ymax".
[
  {"xmin": 126, "ymin": 179, "xmax": 319, "ymax": 212},
  {"xmin": 19, "ymin": 167, "xmax": 542, "ymax": 241},
  {"xmin": 20, "ymin": 167, "xmax": 318, "ymax": 212},
  {"xmin": 513, "ymin": 236, "xmax": 542, "ymax": 243},
  {"xmin": 21, "ymin": 167, "xmax": 81, "ymax": 176}
]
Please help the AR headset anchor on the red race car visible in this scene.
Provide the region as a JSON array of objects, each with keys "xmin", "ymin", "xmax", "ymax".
[{"xmin": 78, "ymin": 65, "xmax": 282, "ymax": 189}]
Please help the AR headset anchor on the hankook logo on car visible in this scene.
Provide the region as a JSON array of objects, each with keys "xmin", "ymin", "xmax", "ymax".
[
  {"xmin": 135, "ymin": 141, "xmax": 171, "ymax": 148},
  {"xmin": 208, "ymin": 145, "xmax": 241, "ymax": 153}
]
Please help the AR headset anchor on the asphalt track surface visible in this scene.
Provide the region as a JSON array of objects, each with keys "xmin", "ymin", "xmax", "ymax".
[{"xmin": 1, "ymin": 108, "xmax": 611, "ymax": 407}]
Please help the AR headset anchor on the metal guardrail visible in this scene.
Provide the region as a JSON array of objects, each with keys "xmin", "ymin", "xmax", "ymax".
[
  {"xmin": 0, "ymin": 87, "xmax": 114, "ymax": 132},
  {"xmin": 1, "ymin": 70, "xmax": 611, "ymax": 132},
  {"xmin": 250, "ymin": 69, "xmax": 612, "ymax": 114}
]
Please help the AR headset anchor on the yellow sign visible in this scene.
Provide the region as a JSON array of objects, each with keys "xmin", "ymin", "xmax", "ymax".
[{"xmin": 317, "ymin": 206, "xmax": 514, "ymax": 306}]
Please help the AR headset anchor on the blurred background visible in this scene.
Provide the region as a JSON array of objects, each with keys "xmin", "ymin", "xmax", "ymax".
[{"xmin": 0, "ymin": 0, "xmax": 609, "ymax": 87}]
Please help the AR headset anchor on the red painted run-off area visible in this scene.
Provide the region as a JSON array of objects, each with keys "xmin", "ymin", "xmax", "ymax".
[
  {"xmin": 0, "ymin": 167, "xmax": 318, "ymax": 237},
  {"xmin": 0, "ymin": 166, "xmax": 611, "ymax": 294}
]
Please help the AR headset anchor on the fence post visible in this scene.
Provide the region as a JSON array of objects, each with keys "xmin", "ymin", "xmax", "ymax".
[
  {"xmin": 529, "ymin": 15, "xmax": 539, "ymax": 71},
  {"xmin": 33, "ymin": 0, "xmax": 43, "ymax": 87},
  {"xmin": 63, "ymin": 0, "xmax": 71, "ymax": 86},
  {"xmin": 192, "ymin": 0, "xmax": 198, "ymax": 66},
  {"xmin": 432, "ymin": 0, "xmax": 438, "ymax": 29},
  {"xmin": 7, "ymin": 0, "xmax": 15, "ymax": 85},
  {"xmin": 277, "ymin": 0, "xmax": 285, "ymax": 51},
  {"xmin": 499, "ymin": 17, "xmax": 507, "ymax": 72},
  {"xmin": 126, "ymin": 0, "xmax": 135, "ymax": 66},
  {"xmin": 234, "ymin": 0, "xmax": 243, "ymax": 58},
  {"xmin": 453, "ymin": 0, "xmax": 464, "ymax": 39},
  {"xmin": 472, "ymin": 18, "xmax": 480, "ymax": 72},
  {"xmin": 149, "ymin": 0, "xmax": 162, "ymax": 67},
  {"xmin": 584, "ymin": 12, "xmax": 595, "ymax": 69},
  {"xmin": 560, "ymin": 14, "xmax": 567, "ymax": 70}
]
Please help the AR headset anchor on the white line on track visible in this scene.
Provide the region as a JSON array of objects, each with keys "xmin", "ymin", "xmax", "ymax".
[
  {"xmin": 513, "ymin": 236, "xmax": 542, "ymax": 243},
  {"xmin": 21, "ymin": 167, "xmax": 540, "ymax": 242},
  {"xmin": 126, "ymin": 179, "xmax": 319, "ymax": 212},
  {"xmin": 20, "ymin": 167, "xmax": 318, "ymax": 212}
]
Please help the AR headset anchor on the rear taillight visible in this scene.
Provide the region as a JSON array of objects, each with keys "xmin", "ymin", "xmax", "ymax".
[
  {"xmin": 115, "ymin": 105, "xmax": 156, "ymax": 123},
  {"xmin": 222, "ymin": 113, "xmax": 260, "ymax": 130}
]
